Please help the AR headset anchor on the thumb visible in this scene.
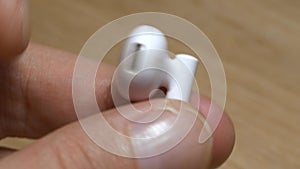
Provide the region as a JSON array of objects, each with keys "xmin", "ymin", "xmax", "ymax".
[
  {"xmin": 0, "ymin": 0, "xmax": 30, "ymax": 61},
  {"xmin": 0, "ymin": 99, "xmax": 213, "ymax": 169}
]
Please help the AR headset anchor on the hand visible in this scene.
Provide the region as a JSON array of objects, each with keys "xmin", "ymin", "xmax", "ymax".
[{"xmin": 0, "ymin": 1, "xmax": 234, "ymax": 168}]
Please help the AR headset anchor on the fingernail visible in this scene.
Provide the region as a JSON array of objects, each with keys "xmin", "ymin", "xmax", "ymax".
[{"xmin": 128, "ymin": 99, "xmax": 213, "ymax": 169}]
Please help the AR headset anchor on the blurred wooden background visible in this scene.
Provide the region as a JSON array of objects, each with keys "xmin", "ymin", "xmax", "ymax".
[{"xmin": 1, "ymin": 0, "xmax": 300, "ymax": 168}]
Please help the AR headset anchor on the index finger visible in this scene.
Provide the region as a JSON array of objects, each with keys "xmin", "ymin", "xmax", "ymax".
[{"xmin": 0, "ymin": 43, "xmax": 115, "ymax": 138}]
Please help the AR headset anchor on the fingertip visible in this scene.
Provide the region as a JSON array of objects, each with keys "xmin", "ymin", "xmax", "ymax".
[
  {"xmin": 0, "ymin": 0, "xmax": 30, "ymax": 62},
  {"xmin": 210, "ymin": 111, "xmax": 235, "ymax": 168},
  {"xmin": 195, "ymin": 96, "xmax": 235, "ymax": 168}
]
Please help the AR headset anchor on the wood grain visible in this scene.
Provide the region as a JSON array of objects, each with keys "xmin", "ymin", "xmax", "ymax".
[{"xmin": 1, "ymin": 0, "xmax": 300, "ymax": 168}]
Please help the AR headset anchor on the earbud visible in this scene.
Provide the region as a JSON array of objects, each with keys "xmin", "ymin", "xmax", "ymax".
[{"xmin": 112, "ymin": 25, "xmax": 198, "ymax": 103}]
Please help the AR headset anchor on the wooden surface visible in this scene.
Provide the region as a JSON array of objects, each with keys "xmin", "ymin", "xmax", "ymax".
[{"xmin": 2, "ymin": 0, "xmax": 300, "ymax": 168}]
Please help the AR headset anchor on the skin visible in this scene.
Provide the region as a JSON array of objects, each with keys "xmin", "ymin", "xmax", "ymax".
[{"xmin": 0, "ymin": 1, "xmax": 235, "ymax": 168}]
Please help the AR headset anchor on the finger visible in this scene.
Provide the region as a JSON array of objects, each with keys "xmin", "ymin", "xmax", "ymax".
[
  {"xmin": 1, "ymin": 43, "xmax": 114, "ymax": 138},
  {"xmin": 192, "ymin": 95, "xmax": 235, "ymax": 168},
  {"xmin": 0, "ymin": 99, "xmax": 215, "ymax": 169},
  {"xmin": 1, "ymin": 44, "xmax": 235, "ymax": 167},
  {"xmin": 0, "ymin": 0, "xmax": 30, "ymax": 61}
]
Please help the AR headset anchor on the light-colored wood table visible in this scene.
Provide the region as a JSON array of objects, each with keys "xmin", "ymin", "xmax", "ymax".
[{"xmin": 1, "ymin": 0, "xmax": 299, "ymax": 168}]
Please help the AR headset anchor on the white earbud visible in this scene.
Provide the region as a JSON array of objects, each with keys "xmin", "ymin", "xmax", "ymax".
[{"xmin": 112, "ymin": 25, "xmax": 198, "ymax": 103}]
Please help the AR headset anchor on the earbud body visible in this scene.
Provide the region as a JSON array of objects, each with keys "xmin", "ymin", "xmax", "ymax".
[{"xmin": 112, "ymin": 25, "xmax": 198, "ymax": 103}]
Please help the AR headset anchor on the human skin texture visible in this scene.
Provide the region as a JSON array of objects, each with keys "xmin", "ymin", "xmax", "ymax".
[{"xmin": 0, "ymin": 1, "xmax": 234, "ymax": 168}]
